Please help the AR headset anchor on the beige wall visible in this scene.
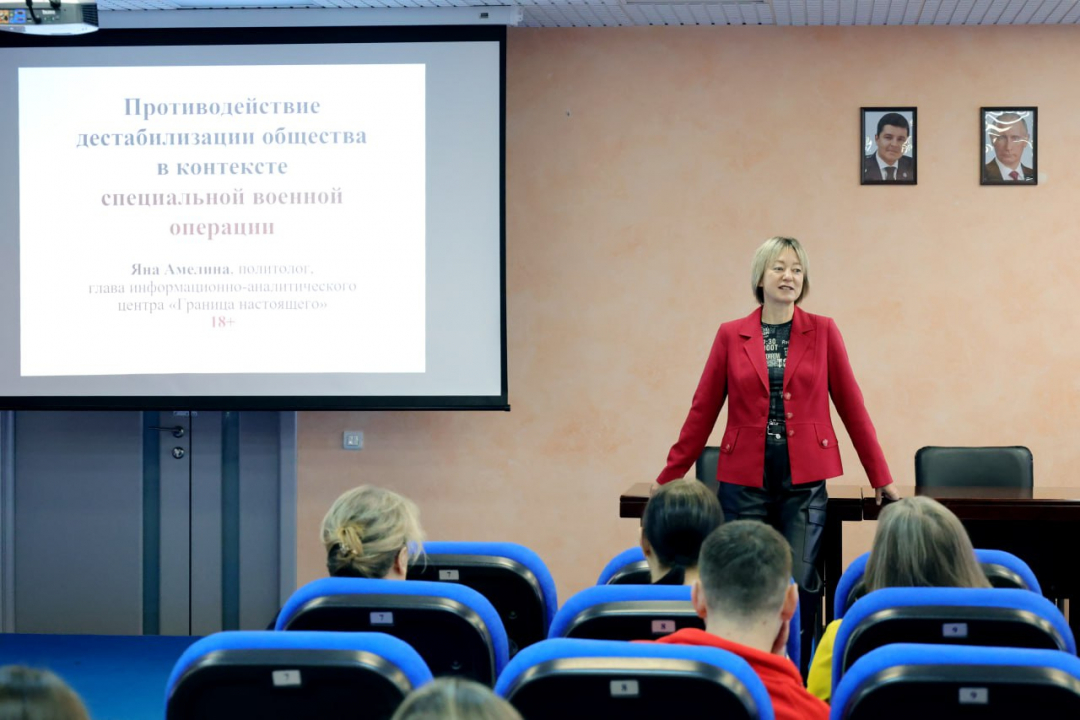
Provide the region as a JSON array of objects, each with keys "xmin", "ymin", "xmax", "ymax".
[{"xmin": 297, "ymin": 26, "xmax": 1080, "ymax": 601}]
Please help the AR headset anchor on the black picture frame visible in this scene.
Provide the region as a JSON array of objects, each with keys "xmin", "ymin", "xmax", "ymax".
[
  {"xmin": 861, "ymin": 107, "xmax": 917, "ymax": 185},
  {"xmin": 981, "ymin": 107, "xmax": 1037, "ymax": 185}
]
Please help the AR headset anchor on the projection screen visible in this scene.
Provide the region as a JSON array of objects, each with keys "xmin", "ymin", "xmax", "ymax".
[{"xmin": 0, "ymin": 25, "xmax": 507, "ymax": 410}]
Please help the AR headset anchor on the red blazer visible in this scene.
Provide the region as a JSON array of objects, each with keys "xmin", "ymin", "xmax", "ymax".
[{"xmin": 658, "ymin": 306, "xmax": 892, "ymax": 488}]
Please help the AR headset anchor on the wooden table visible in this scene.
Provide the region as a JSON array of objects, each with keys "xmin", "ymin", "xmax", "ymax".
[{"xmin": 621, "ymin": 483, "xmax": 1080, "ymax": 639}]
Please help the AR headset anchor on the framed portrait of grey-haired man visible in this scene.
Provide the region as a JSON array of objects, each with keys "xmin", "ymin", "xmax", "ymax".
[
  {"xmin": 861, "ymin": 107, "xmax": 916, "ymax": 185},
  {"xmin": 981, "ymin": 107, "xmax": 1037, "ymax": 185}
]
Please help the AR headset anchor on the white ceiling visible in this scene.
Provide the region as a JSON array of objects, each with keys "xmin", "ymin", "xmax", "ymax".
[{"xmin": 98, "ymin": 0, "xmax": 1080, "ymax": 28}]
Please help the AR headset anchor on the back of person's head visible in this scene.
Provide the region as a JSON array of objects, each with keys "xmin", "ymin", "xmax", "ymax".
[
  {"xmin": 697, "ymin": 520, "xmax": 791, "ymax": 618},
  {"xmin": 864, "ymin": 496, "xmax": 990, "ymax": 593},
  {"xmin": 642, "ymin": 479, "xmax": 724, "ymax": 582},
  {"xmin": 390, "ymin": 677, "xmax": 522, "ymax": 720},
  {"xmin": 321, "ymin": 485, "xmax": 424, "ymax": 579},
  {"xmin": 0, "ymin": 666, "xmax": 89, "ymax": 720}
]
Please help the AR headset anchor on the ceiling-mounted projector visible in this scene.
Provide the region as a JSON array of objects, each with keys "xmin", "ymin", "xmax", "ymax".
[{"xmin": 0, "ymin": 0, "xmax": 97, "ymax": 35}]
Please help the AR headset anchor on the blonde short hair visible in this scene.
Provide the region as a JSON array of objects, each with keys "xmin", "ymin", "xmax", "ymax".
[
  {"xmin": 863, "ymin": 497, "xmax": 990, "ymax": 593},
  {"xmin": 0, "ymin": 666, "xmax": 90, "ymax": 720},
  {"xmin": 750, "ymin": 236, "xmax": 810, "ymax": 305},
  {"xmin": 321, "ymin": 485, "xmax": 424, "ymax": 579},
  {"xmin": 391, "ymin": 677, "xmax": 522, "ymax": 720}
]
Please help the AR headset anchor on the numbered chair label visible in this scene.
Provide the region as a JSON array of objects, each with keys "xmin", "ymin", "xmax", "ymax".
[
  {"xmin": 651, "ymin": 619, "xmax": 676, "ymax": 635},
  {"xmin": 272, "ymin": 670, "xmax": 302, "ymax": 687},
  {"xmin": 959, "ymin": 687, "xmax": 989, "ymax": 704},
  {"xmin": 942, "ymin": 622, "xmax": 968, "ymax": 638},
  {"xmin": 610, "ymin": 680, "xmax": 639, "ymax": 698},
  {"xmin": 439, "ymin": 569, "xmax": 460, "ymax": 581},
  {"xmin": 371, "ymin": 611, "xmax": 395, "ymax": 626}
]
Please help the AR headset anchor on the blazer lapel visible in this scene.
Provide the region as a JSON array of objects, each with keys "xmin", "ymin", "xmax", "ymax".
[
  {"xmin": 783, "ymin": 307, "xmax": 815, "ymax": 390},
  {"xmin": 739, "ymin": 307, "xmax": 769, "ymax": 394}
]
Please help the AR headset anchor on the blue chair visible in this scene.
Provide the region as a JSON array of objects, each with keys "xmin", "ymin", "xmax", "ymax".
[
  {"xmin": 977, "ymin": 548, "xmax": 1042, "ymax": 592},
  {"xmin": 833, "ymin": 587, "xmax": 1075, "ymax": 693},
  {"xmin": 276, "ymin": 577, "xmax": 509, "ymax": 686},
  {"xmin": 833, "ymin": 549, "xmax": 1043, "ymax": 619},
  {"xmin": 831, "ymin": 643, "xmax": 1080, "ymax": 719},
  {"xmin": 407, "ymin": 541, "xmax": 558, "ymax": 655},
  {"xmin": 496, "ymin": 638, "xmax": 774, "ymax": 720},
  {"xmin": 165, "ymin": 631, "xmax": 431, "ymax": 720},
  {"xmin": 549, "ymin": 584, "xmax": 701, "ymax": 642},
  {"xmin": 596, "ymin": 546, "xmax": 650, "ymax": 585}
]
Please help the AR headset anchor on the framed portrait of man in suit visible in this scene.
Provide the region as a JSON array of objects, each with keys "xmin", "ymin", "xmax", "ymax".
[
  {"xmin": 860, "ymin": 107, "xmax": 916, "ymax": 185},
  {"xmin": 981, "ymin": 107, "xmax": 1037, "ymax": 185}
]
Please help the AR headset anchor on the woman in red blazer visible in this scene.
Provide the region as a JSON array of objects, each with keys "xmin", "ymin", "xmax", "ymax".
[{"xmin": 657, "ymin": 236, "xmax": 897, "ymax": 649}]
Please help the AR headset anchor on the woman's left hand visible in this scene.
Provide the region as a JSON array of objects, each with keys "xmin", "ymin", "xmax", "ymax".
[{"xmin": 874, "ymin": 483, "xmax": 901, "ymax": 505}]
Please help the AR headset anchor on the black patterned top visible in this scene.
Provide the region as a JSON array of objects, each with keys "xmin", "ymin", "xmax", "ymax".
[{"xmin": 762, "ymin": 320, "xmax": 792, "ymax": 429}]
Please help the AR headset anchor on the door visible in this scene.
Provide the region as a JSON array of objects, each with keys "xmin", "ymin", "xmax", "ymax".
[{"xmin": 0, "ymin": 409, "xmax": 296, "ymax": 635}]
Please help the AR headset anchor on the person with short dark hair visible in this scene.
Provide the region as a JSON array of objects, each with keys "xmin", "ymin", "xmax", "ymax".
[
  {"xmin": 0, "ymin": 665, "xmax": 90, "ymax": 720},
  {"xmin": 391, "ymin": 677, "xmax": 522, "ymax": 720},
  {"xmin": 862, "ymin": 112, "xmax": 914, "ymax": 182},
  {"xmin": 641, "ymin": 478, "xmax": 724, "ymax": 585},
  {"xmin": 653, "ymin": 521, "xmax": 829, "ymax": 720}
]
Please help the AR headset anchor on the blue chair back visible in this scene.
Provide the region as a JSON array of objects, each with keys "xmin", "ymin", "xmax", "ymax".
[
  {"xmin": 408, "ymin": 541, "xmax": 558, "ymax": 655},
  {"xmin": 165, "ymin": 631, "xmax": 431, "ymax": 720},
  {"xmin": 834, "ymin": 549, "xmax": 1043, "ymax": 619},
  {"xmin": 832, "ymin": 643, "xmax": 1080, "ymax": 720},
  {"xmin": 276, "ymin": 577, "xmax": 509, "ymax": 686},
  {"xmin": 549, "ymin": 584, "xmax": 700, "ymax": 642},
  {"xmin": 596, "ymin": 546, "xmax": 650, "ymax": 585},
  {"xmin": 833, "ymin": 587, "xmax": 1075, "ymax": 693},
  {"xmin": 497, "ymin": 638, "xmax": 774, "ymax": 720}
]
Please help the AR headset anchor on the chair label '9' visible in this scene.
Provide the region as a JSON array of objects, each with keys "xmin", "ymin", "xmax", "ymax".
[
  {"xmin": 942, "ymin": 622, "xmax": 968, "ymax": 638},
  {"xmin": 959, "ymin": 687, "xmax": 989, "ymax": 704}
]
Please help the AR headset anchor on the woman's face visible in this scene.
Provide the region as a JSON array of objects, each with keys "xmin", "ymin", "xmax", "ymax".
[{"xmin": 759, "ymin": 248, "xmax": 804, "ymax": 307}]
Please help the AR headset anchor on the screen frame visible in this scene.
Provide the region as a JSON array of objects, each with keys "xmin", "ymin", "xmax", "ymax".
[{"xmin": 0, "ymin": 24, "xmax": 508, "ymax": 411}]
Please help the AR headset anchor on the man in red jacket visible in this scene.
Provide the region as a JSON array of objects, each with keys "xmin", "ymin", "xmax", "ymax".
[{"xmin": 654, "ymin": 520, "xmax": 828, "ymax": 720}]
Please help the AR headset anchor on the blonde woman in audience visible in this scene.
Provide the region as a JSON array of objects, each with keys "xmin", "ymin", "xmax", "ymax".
[
  {"xmin": 391, "ymin": 677, "xmax": 522, "ymax": 720},
  {"xmin": 0, "ymin": 665, "xmax": 90, "ymax": 720},
  {"xmin": 806, "ymin": 496, "xmax": 991, "ymax": 701},
  {"xmin": 642, "ymin": 478, "xmax": 724, "ymax": 585},
  {"xmin": 322, "ymin": 485, "xmax": 425, "ymax": 579}
]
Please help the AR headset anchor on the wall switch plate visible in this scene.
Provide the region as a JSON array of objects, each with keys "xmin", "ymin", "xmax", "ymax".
[{"xmin": 343, "ymin": 431, "xmax": 363, "ymax": 450}]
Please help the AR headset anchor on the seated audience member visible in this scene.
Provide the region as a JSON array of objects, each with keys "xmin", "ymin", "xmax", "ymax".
[
  {"xmin": 322, "ymin": 485, "xmax": 425, "ymax": 579},
  {"xmin": 653, "ymin": 520, "xmax": 828, "ymax": 720},
  {"xmin": 0, "ymin": 665, "xmax": 90, "ymax": 720},
  {"xmin": 807, "ymin": 496, "xmax": 990, "ymax": 702},
  {"xmin": 642, "ymin": 478, "xmax": 724, "ymax": 585},
  {"xmin": 391, "ymin": 677, "xmax": 522, "ymax": 720},
  {"xmin": 270, "ymin": 484, "xmax": 426, "ymax": 629}
]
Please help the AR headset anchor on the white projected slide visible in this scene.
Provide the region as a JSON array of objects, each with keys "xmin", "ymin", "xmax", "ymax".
[{"xmin": 19, "ymin": 64, "xmax": 426, "ymax": 376}]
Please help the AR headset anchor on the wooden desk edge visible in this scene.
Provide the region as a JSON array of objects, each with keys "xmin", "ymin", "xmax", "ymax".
[{"xmin": 621, "ymin": 482, "xmax": 866, "ymax": 519}]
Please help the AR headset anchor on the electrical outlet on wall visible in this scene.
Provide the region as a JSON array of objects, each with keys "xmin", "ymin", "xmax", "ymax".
[{"xmin": 343, "ymin": 431, "xmax": 364, "ymax": 450}]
